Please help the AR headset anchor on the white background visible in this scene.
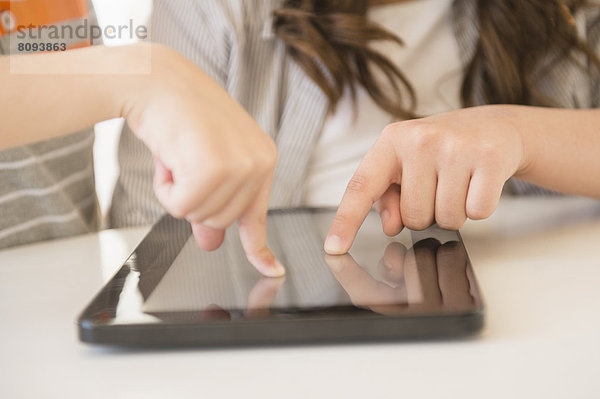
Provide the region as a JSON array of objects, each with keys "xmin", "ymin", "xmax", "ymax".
[{"xmin": 91, "ymin": 0, "xmax": 152, "ymax": 219}]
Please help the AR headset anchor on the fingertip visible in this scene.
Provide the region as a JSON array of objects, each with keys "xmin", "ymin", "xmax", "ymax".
[
  {"xmin": 254, "ymin": 258, "xmax": 286, "ymax": 278},
  {"xmin": 382, "ymin": 215, "xmax": 404, "ymax": 237},
  {"xmin": 324, "ymin": 234, "xmax": 349, "ymax": 255},
  {"xmin": 246, "ymin": 246, "xmax": 286, "ymax": 277},
  {"xmin": 266, "ymin": 259, "xmax": 286, "ymax": 277},
  {"xmin": 192, "ymin": 223, "xmax": 225, "ymax": 251}
]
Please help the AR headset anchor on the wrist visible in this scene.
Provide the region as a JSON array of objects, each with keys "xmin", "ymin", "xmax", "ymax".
[
  {"xmin": 110, "ymin": 42, "xmax": 180, "ymax": 149},
  {"xmin": 110, "ymin": 42, "xmax": 156, "ymax": 121},
  {"xmin": 483, "ymin": 104, "xmax": 537, "ymax": 179},
  {"xmin": 119, "ymin": 42, "xmax": 230, "ymax": 144},
  {"xmin": 505, "ymin": 105, "xmax": 543, "ymax": 179}
]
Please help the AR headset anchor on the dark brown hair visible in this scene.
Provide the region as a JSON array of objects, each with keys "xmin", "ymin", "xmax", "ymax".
[{"xmin": 273, "ymin": 0, "xmax": 600, "ymax": 118}]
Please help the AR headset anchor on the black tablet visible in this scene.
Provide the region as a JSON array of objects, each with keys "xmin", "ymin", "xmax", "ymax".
[{"xmin": 78, "ymin": 208, "xmax": 484, "ymax": 347}]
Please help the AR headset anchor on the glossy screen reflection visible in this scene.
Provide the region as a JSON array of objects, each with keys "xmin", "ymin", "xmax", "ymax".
[{"xmin": 97, "ymin": 210, "xmax": 478, "ymax": 324}]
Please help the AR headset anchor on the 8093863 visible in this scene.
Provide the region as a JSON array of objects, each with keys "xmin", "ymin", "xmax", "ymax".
[{"xmin": 17, "ymin": 42, "xmax": 67, "ymax": 52}]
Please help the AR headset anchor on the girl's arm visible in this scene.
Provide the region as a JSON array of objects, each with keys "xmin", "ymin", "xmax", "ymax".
[
  {"xmin": 0, "ymin": 43, "xmax": 284, "ymax": 277},
  {"xmin": 515, "ymin": 106, "xmax": 600, "ymax": 197},
  {"xmin": 0, "ymin": 44, "xmax": 136, "ymax": 149},
  {"xmin": 325, "ymin": 104, "xmax": 600, "ymax": 255}
]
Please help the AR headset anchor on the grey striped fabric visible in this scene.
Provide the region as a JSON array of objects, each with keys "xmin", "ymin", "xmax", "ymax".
[
  {"xmin": 0, "ymin": 131, "xmax": 98, "ymax": 249},
  {"xmin": 110, "ymin": 0, "xmax": 600, "ymax": 229},
  {"xmin": 0, "ymin": 2, "xmax": 100, "ymax": 250}
]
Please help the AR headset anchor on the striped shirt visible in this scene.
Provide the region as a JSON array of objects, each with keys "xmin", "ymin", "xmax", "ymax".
[
  {"xmin": 110, "ymin": 0, "xmax": 600, "ymax": 229},
  {"xmin": 0, "ymin": 0, "xmax": 99, "ymax": 249}
]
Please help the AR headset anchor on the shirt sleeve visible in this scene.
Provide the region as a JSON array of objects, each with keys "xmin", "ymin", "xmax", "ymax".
[{"xmin": 149, "ymin": 0, "xmax": 234, "ymax": 87}]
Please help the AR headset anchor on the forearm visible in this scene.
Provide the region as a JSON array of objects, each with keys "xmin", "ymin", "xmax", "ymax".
[
  {"xmin": 0, "ymin": 44, "xmax": 148, "ymax": 150},
  {"xmin": 513, "ymin": 105, "xmax": 600, "ymax": 198}
]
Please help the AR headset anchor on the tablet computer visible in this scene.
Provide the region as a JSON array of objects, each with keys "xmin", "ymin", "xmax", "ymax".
[{"xmin": 78, "ymin": 208, "xmax": 484, "ymax": 347}]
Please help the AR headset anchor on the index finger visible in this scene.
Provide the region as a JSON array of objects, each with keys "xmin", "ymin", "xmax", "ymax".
[
  {"xmin": 238, "ymin": 176, "xmax": 285, "ymax": 277},
  {"xmin": 324, "ymin": 140, "xmax": 398, "ymax": 255}
]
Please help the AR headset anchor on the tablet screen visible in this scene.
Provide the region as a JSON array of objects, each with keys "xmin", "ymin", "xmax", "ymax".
[{"xmin": 88, "ymin": 209, "xmax": 480, "ymax": 325}]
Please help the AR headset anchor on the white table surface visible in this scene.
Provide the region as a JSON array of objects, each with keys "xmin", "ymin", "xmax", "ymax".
[{"xmin": 1, "ymin": 198, "xmax": 600, "ymax": 399}]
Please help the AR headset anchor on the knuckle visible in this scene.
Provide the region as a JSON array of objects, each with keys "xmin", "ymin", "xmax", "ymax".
[
  {"xmin": 346, "ymin": 174, "xmax": 369, "ymax": 195},
  {"xmin": 202, "ymin": 150, "xmax": 228, "ymax": 175},
  {"xmin": 203, "ymin": 214, "xmax": 234, "ymax": 230},
  {"xmin": 267, "ymin": 153, "xmax": 278, "ymax": 171},
  {"xmin": 252, "ymin": 141, "xmax": 278, "ymax": 175},
  {"xmin": 257, "ymin": 138, "xmax": 278, "ymax": 167},
  {"xmin": 258, "ymin": 155, "xmax": 275, "ymax": 175},
  {"xmin": 410, "ymin": 131, "xmax": 434, "ymax": 153},
  {"xmin": 266, "ymin": 139, "xmax": 278, "ymax": 163},
  {"xmin": 478, "ymin": 142, "xmax": 501, "ymax": 165},
  {"xmin": 247, "ymin": 246, "xmax": 273, "ymax": 264},
  {"xmin": 237, "ymin": 155, "xmax": 253, "ymax": 172},
  {"xmin": 167, "ymin": 202, "xmax": 188, "ymax": 219},
  {"xmin": 205, "ymin": 163, "xmax": 227, "ymax": 183},
  {"xmin": 466, "ymin": 202, "xmax": 495, "ymax": 220},
  {"xmin": 436, "ymin": 217, "xmax": 465, "ymax": 231},
  {"xmin": 185, "ymin": 211, "xmax": 204, "ymax": 224},
  {"xmin": 259, "ymin": 155, "xmax": 274, "ymax": 171},
  {"xmin": 332, "ymin": 211, "xmax": 354, "ymax": 228},
  {"xmin": 439, "ymin": 136, "xmax": 462, "ymax": 160},
  {"xmin": 405, "ymin": 121, "xmax": 436, "ymax": 152},
  {"xmin": 256, "ymin": 209, "xmax": 268, "ymax": 226},
  {"xmin": 380, "ymin": 122, "xmax": 400, "ymax": 141},
  {"xmin": 239, "ymin": 209, "xmax": 267, "ymax": 228},
  {"xmin": 383, "ymin": 220, "xmax": 403, "ymax": 237},
  {"xmin": 402, "ymin": 213, "xmax": 433, "ymax": 231},
  {"xmin": 237, "ymin": 158, "xmax": 256, "ymax": 177},
  {"xmin": 435, "ymin": 208, "xmax": 466, "ymax": 230}
]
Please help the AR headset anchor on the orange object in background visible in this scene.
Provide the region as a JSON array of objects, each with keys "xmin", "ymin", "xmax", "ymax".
[{"xmin": 0, "ymin": 0, "xmax": 89, "ymax": 36}]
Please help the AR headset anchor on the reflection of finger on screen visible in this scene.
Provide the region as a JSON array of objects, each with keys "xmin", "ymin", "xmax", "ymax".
[
  {"xmin": 437, "ymin": 242, "xmax": 473, "ymax": 310},
  {"xmin": 245, "ymin": 277, "xmax": 285, "ymax": 318},
  {"xmin": 405, "ymin": 239, "xmax": 442, "ymax": 308},
  {"xmin": 325, "ymin": 255, "xmax": 404, "ymax": 307},
  {"xmin": 380, "ymin": 242, "xmax": 408, "ymax": 285},
  {"xmin": 199, "ymin": 304, "xmax": 231, "ymax": 320}
]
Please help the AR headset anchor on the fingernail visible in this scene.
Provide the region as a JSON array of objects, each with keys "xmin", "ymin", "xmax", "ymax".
[
  {"xmin": 324, "ymin": 235, "xmax": 346, "ymax": 255},
  {"xmin": 264, "ymin": 259, "xmax": 286, "ymax": 278},
  {"xmin": 273, "ymin": 260, "xmax": 285, "ymax": 276}
]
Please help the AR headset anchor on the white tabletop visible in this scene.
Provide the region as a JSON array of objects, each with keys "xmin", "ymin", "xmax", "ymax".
[{"xmin": 1, "ymin": 198, "xmax": 600, "ymax": 399}]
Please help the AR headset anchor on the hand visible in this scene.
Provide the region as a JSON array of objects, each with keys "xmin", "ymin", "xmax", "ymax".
[
  {"xmin": 325, "ymin": 105, "xmax": 529, "ymax": 255},
  {"xmin": 122, "ymin": 44, "xmax": 284, "ymax": 277},
  {"xmin": 325, "ymin": 239, "xmax": 474, "ymax": 315}
]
